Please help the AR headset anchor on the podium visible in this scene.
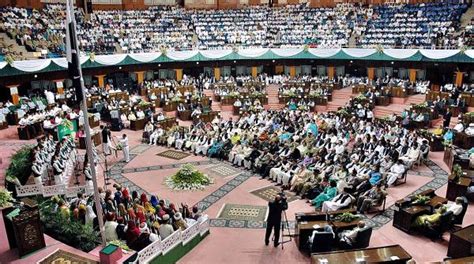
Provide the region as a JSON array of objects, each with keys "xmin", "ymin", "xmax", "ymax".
[{"xmin": 3, "ymin": 206, "xmax": 46, "ymax": 257}]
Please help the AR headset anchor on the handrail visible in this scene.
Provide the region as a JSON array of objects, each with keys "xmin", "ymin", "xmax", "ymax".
[{"xmin": 131, "ymin": 216, "xmax": 210, "ymax": 264}]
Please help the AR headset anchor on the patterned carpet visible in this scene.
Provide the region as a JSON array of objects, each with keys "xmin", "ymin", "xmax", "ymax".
[
  {"xmin": 218, "ymin": 203, "xmax": 268, "ymax": 221},
  {"xmin": 206, "ymin": 164, "xmax": 240, "ymax": 177},
  {"xmin": 156, "ymin": 150, "xmax": 190, "ymax": 160},
  {"xmin": 39, "ymin": 249, "xmax": 99, "ymax": 264},
  {"xmin": 250, "ymin": 185, "xmax": 299, "ymax": 203}
]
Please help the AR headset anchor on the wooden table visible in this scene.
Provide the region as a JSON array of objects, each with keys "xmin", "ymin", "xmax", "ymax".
[
  {"xmin": 88, "ymin": 116, "xmax": 99, "ymax": 128},
  {"xmin": 448, "ymin": 225, "xmax": 474, "ymax": 259},
  {"xmin": 391, "ymin": 87, "xmax": 407, "ymax": 98},
  {"xmin": 445, "ymin": 256, "xmax": 474, "ymax": 263},
  {"xmin": 311, "ymin": 245, "xmax": 412, "ymax": 264},
  {"xmin": 178, "ymin": 110, "xmax": 191, "ymax": 121},
  {"xmin": 79, "ymin": 132, "xmax": 102, "ymax": 149},
  {"xmin": 393, "ymin": 189, "xmax": 447, "ymax": 233},
  {"xmin": 163, "ymin": 101, "xmax": 178, "ymax": 112},
  {"xmin": 376, "ymin": 96, "xmax": 390, "ymax": 106},
  {"xmin": 17, "ymin": 126, "xmax": 33, "ymax": 140},
  {"xmin": 330, "ymin": 219, "xmax": 359, "ymax": 232},
  {"xmin": 130, "ymin": 118, "xmax": 146, "ymax": 131},
  {"xmin": 444, "ymin": 147, "xmax": 455, "ymax": 171},
  {"xmin": 295, "ymin": 209, "xmax": 356, "ymax": 222},
  {"xmin": 155, "ymin": 117, "xmax": 176, "ymax": 130},
  {"xmin": 446, "ymin": 173, "xmax": 472, "ymax": 201},
  {"xmin": 194, "ymin": 111, "xmax": 219, "ymax": 124},
  {"xmin": 454, "ymin": 132, "xmax": 474, "ymax": 149},
  {"xmin": 430, "ymin": 135, "xmax": 444, "ymax": 152}
]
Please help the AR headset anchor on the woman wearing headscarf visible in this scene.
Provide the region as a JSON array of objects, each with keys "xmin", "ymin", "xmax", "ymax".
[
  {"xmin": 125, "ymin": 220, "xmax": 140, "ymax": 246},
  {"xmin": 150, "ymin": 195, "xmax": 159, "ymax": 208},
  {"xmin": 118, "ymin": 203, "xmax": 128, "ymax": 218},
  {"xmin": 140, "ymin": 193, "xmax": 148, "ymax": 206},
  {"xmin": 144, "ymin": 202, "xmax": 156, "ymax": 214},
  {"xmin": 136, "ymin": 207, "xmax": 146, "ymax": 223},
  {"xmin": 132, "ymin": 191, "xmax": 139, "ymax": 202},
  {"xmin": 155, "ymin": 205, "xmax": 166, "ymax": 219},
  {"xmin": 127, "ymin": 208, "xmax": 136, "ymax": 222},
  {"xmin": 122, "ymin": 188, "xmax": 131, "ymax": 207}
]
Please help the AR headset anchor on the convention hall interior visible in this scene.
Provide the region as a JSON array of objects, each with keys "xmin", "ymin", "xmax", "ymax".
[{"xmin": 0, "ymin": 0, "xmax": 473, "ymax": 263}]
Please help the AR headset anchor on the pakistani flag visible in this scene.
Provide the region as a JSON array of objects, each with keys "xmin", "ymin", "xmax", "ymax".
[
  {"xmin": 57, "ymin": 118, "xmax": 78, "ymax": 140},
  {"xmin": 65, "ymin": 0, "xmax": 83, "ymax": 103}
]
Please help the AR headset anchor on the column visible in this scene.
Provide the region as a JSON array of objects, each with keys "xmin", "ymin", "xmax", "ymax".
[
  {"xmin": 327, "ymin": 66, "xmax": 335, "ymax": 80},
  {"xmin": 275, "ymin": 65, "xmax": 284, "ymax": 75},
  {"xmin": 96, "ymin": 75, "xmax": 106, "ymax": 88},
  {"xmin": 367, "ymin": 67, "xmax": 375, "ymax": 81},
  {"xmin": 136, "ymin": 71, "xmax": 145, "ymax": 84},
  {"xmin": 251, "ymin": 67, "xmax": 258, "ymax": 78},
  {"xmin": 9, "ymin": 86, "xmax": 19, "ymax": 105},
  {"xmin": 455, "ymin": 71, "xmax": 464, "ymax": 87},
  {"xmin": 289, "ymin": 66, "xmax": 296, "ymax": 78},
  {"xmin": 214, "ymin": 67, "xmax": 221, "ymax": 81},
  {"xmin": 55, "ymin": 80, "xmax": 64, "ymax": 95},
  {"xmin": 409, "ymin": 69, "xmax": 417, "ymax": 84},
  {"xmin": 175, "ymin": 69, "xmax": 183, "ymax": 82}
]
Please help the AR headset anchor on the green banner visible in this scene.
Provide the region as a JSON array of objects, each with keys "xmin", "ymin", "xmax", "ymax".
[{"xmin": 57, "ymin": 119, "xmax": 78, "ymax": 140}]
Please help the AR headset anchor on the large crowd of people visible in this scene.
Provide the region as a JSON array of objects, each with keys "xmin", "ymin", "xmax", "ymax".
[
  {"xmin": 143, "ymin": 96, "xmax": 431, "ymax": 216},
  {"xmin": 357, "ymin": 2, "xmax": 467, "ymax": 48},
  {"xmin": 0, "ymin": 3, "xmax": 469, "ymax": 56},
  {"xmin": 46, "ymin": 184, "xmax": 207, "ymax": 252}
]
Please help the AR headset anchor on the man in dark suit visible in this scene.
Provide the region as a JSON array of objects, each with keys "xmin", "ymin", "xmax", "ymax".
[
  {"xmin": 265, "ymin": 194, "xmax": 287, "ymax": 247},
  {"xmin": 101, "ymin": 125, "xmax": 111, "ymax": 155}
]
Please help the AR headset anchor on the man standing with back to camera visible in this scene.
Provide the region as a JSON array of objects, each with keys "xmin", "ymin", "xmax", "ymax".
[{"xmin": 265, "ymin": 194, "xmax": 287, "ymax": 247}]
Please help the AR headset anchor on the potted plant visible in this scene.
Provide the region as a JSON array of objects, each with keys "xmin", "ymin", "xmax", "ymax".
[
  {"xmin": 5, "ymin": 146, "xmax": 33, "ymax": 191},
  {"xmin": 411, "ymin": 195, "xmax": 430, "ymax": 205},
  {"xmin": 451, "ymin": 164, "xmax": 463, "ymax": 183},
  {"xmin": 334, "ymin": 212, "xmax": 360, "ymax": 223},
  {"xmin": 0, "ymin": 188, "xmax": 14, "ymax": 209}
]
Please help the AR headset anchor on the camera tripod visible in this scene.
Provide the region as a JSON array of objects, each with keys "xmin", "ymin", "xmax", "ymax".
[{"xmin": 273, "ymin": 209, "xmax": 292, "ymax": 249}]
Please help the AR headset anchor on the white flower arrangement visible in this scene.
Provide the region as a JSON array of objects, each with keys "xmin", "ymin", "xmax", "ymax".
[{"xmin": 165, "ymin": 164, "xmax": 214, "ymax": 191}]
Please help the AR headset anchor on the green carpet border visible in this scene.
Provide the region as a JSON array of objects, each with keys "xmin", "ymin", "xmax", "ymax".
[{"xmin": 150, "ymin": 231, "xmax": 210, "ymax": 264}]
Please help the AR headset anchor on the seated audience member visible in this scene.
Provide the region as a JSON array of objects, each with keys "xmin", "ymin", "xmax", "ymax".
[
  {"xmin": 446, "ymin": 197, "xmax": 464, "ymax": 216},
  {"xmin": 308, "ymin": 224, "xmax": 335, "ymax": 248},
  {"xmin": 386, "ymin": 160, "xmax": 406, "ymax": 186},
  {"xmin": 413, "ymin": 206, "xmax": 447, "ymax": 228},
  {"xmin": 339, "ymin": 221, "xmax": 366, "ymax": 246},
  {"xmin": 310, "ymin": 180, "xmax": 338, "ymax": 208},
  {"xmin": 356, "ymin": 184, "xmax": 385, "ymax": 213},
  {"xmin": 158, "ymin": 214, "xmax": 174, "ymax": 239},
  {"xmin": 321, "ymin": 188, "xmax": 354, "ymax": 213},
  {"xmin": 173, "ymin": 212, "xmax": 189, "ymax": 230}
]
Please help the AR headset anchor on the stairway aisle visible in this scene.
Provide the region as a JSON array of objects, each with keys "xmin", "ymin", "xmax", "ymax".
[
  {"xmin": 266, "ymin": 84, "xmax": 283, "ymax": 110},
  {"xmin": 325, "ymin": 87, "xmax": 353, "ymax": 112},
  {"xmin": 405, "ymin": 93, "xmax": 426, "ymax": 105},
  {"xmin": 203, "ymin": 89, "xmax": 222, "ymax": 112}
]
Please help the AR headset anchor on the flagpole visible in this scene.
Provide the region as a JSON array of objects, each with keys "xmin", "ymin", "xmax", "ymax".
[{"xmin": 66, "ymin": 0, "xmax": 106, "ymax": 246}]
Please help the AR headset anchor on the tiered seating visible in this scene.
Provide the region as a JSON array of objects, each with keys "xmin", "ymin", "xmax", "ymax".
[
  {"xmin": 87, "ymin": 6, "xmax": 194, "ymax": 53},
  {"xmin": 358, "ymin": 3, "xmax": 467, "ymax": 48},
  {"xmin": 2, "ymin": 2, "xmax": 468, "ymax": 55},
  {"xmin": 193, "ymin": 6, "xmax": 269, "ymax": 49}
]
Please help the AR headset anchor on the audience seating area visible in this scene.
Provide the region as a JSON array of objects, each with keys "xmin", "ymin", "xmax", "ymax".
[
  {"xmin": 358, "ymin": 3, "xmax": 467, "ymax": 48},
  {"xmin": 0, "ymin": 3, "xmax": 470, "ymax": 57}
]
